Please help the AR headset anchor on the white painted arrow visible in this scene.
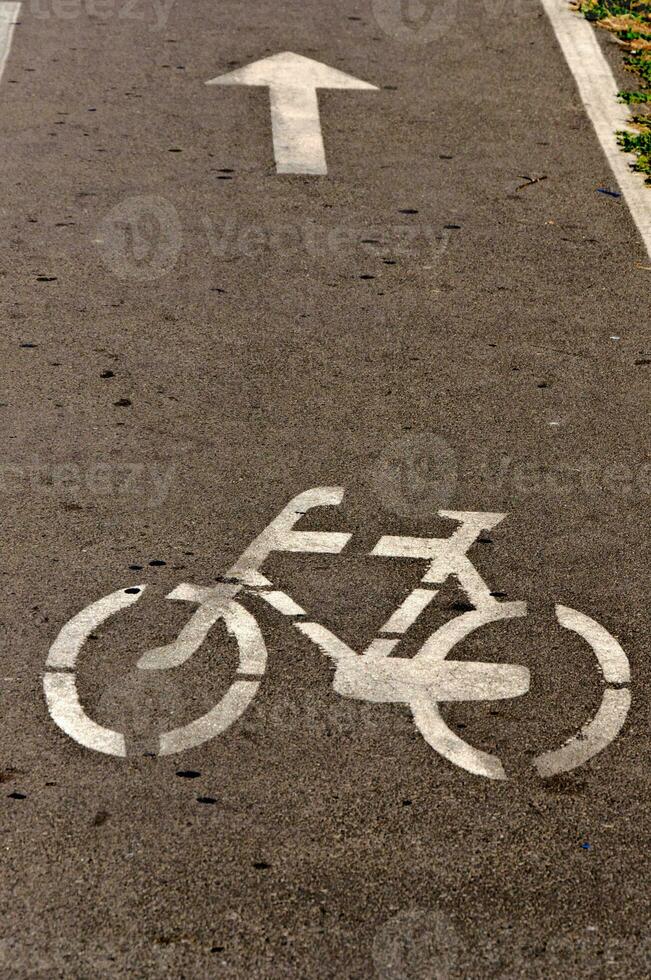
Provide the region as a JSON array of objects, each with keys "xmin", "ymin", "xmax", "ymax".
[
  {"xmin": 206, "ymin": 52, "xmax": 378, "ymax": 176},
  {"xmin": 0, "ymin": 2, "xmax": 20, "ymax": 85}
]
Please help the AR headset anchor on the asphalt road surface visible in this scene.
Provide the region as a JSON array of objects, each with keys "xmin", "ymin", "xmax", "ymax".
[{"xmin": 1, "ymin": 0, "xmax": 650, "ymax": 976}]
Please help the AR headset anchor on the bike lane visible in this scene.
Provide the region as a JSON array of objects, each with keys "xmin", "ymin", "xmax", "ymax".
[{"xmin": 1, "ymin": 0, "xmax": 649, "ymax": 975}]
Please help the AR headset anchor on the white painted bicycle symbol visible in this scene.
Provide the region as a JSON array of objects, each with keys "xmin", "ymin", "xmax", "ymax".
[{"xmin": 45, "ymin": 488, "xmax": 631, "ymax": 779}]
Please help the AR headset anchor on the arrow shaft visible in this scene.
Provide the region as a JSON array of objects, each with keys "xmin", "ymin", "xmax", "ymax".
[{"xmin": 269, "ymin": 85, "xmax": 327, "ymax": 175}]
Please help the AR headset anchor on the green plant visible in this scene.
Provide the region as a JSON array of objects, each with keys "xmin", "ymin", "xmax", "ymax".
[{"xmin": 575, "ymin": 1, "xmax": 651, "ymax": 180}]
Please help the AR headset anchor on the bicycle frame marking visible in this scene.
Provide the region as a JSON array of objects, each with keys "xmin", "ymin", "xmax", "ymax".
[{"xmin": 44, "ymin": 487, "xmax": 632, "ymax": 779}]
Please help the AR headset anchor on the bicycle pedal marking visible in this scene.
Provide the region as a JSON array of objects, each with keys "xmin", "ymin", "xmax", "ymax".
[{"xmin": 44, "ymin": 487, "xmax": 632, "ymax": 779}]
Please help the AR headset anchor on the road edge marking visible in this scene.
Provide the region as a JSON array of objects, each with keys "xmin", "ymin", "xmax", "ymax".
[
  {"xmin": 0, "ymin": 2, "xmax": 20, "ymax": 84},
  {"xmin": 541, "ymin": 0, "xmax": 651, "ymax": 259}
]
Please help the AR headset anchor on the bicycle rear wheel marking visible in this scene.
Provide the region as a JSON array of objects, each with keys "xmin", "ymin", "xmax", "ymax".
[{"xmin": 534, "ymin": 606, "xmax": 631, "ymax": 778}]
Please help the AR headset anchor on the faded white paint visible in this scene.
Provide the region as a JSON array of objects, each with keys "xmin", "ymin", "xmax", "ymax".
[
  {"xmin": 45, "ymin": 488, "xmax": 349, "ymax": 757},
  {"xmin": 411, "ymin": 697, "xmax": 508, "ymax": 781},
  {"xmin": 334, "ymin": 658, "xmax": 530, "ymax": 705},
  {"xmin": 207, "ymin": 52, "xmax": 378, "ymax": 175},
  {"xmin": 536, "ymin": 687, "xmax": 631, "ymax": 777},
  {"xmin": 47, "ymin": 586, "xmax": 145, "ymax": 670},
  {"xmin": 257, "ymin": 590, "xmax": 307, "ymax": 617},
  {"xmin": 0, "ymin": 3, "xmax": 19, "ymax": 85}
]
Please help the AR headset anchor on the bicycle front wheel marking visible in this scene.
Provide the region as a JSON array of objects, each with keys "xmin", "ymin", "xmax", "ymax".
[{"xmin": 44, "ymin": 586, "xmax": 267, "ymax": 758}]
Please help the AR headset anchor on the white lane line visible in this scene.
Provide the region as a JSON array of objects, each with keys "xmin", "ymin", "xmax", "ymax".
[
  {"xmin": 0, "ymin": 2, "xmax": 20, "ymax": 84},
  {"xmin": 541, "ymin": 0, "xmax": 651, "ymax": 258}
]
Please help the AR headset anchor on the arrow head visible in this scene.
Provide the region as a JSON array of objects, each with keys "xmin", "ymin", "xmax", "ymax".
[{"xmin": 206, "ymin": 51, "xmax": 378, "ymax": 91}]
